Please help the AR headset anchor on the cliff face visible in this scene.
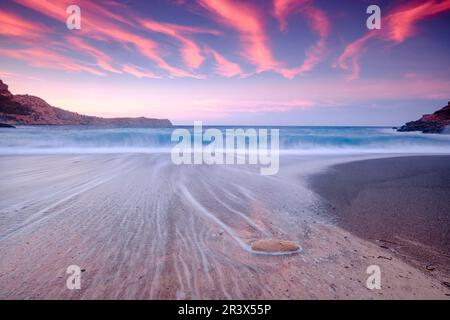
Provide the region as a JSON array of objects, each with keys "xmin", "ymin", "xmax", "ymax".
[
  {"xmin": 0, "ymin": 80, "xmax": 13, "ymax": 98},
  {"xmin": 0, "ymin": 80, "xmax": 171, "ymax": 127},
  {"xmin": 398, "ymin": 101, "xmax": 450, "ymax": 134}
]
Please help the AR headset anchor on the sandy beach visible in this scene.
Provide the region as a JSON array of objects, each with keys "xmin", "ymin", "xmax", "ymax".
[
  {"xmin": 0, "ymin": 153, "xmax": 449, "ymax": 299},
  {"xmin": 308, "ymin": 156, "xmax": 450, "ymax": 282}
]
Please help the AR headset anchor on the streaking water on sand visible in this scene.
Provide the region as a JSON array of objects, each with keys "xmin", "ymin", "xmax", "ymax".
[
  {"xmin": 1, "ymin": 126, "xmax": 450, "ymax": 154},
  {"xmin": 1, "ymin": 153, "xmax": 448, "ymax": 299}
]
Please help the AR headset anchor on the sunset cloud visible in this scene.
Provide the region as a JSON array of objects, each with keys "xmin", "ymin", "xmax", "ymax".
[
  {"xmin": 198, "ymin": 0, "xmax": 281, "ymax": 72},
  {"xmin": 66, "ymin": 36, "xmax": 123, "ymax": 74},
  {"xmin": 121, "ymin": 64, "xmax": 160, "ymax": 79},
  {"xmin": 385, "ymin": 0, "xmax": 450, "ymax": 42},
  {"xmin": 12, "ymin": 0, "xmax": 202, "ymax": 78},
  {"xmin": 337, "ymin": 0, "xmax": 450, "ymax": 79},
  {"xmin": 1, "ymin": 0, "xmax": 449, "ymax": 125},
  {"xmin": 0, "ymin": 6, "xmax": 108, "ymax": 76},
  {"xmin": 0, "ymin": 9, "xmax": 51, "ymax": 39},
  {"xmin": 205, "ymin": 48, "xmax": 243, "ymax": 77},
  {"xmin": 0, "ymin": 47, "xmax": 105, "ymax": 76},
  {"xmin": 274, "ymin": 0, "xmax": 330, "ymax": 78},
  {"xmin": 0, "ymin": 0, "xmax": 447, "ymax": 111},
  {"xmin": 139, "ymin": 19, "xmax": 219, "ymax": 70},
  {"xmin": 273, "ymin": 0, "xmax": 308, "ymax": 31},
  {"xmin": 336, "ymin": 32, "xmax": 376, "ymax": 80}
]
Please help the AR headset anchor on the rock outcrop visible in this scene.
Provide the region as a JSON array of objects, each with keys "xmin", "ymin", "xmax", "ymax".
[
  {"xmin": 0, "ymin": 80, "xmax": 13, "ymax": 98},
  {"xmin": 0, "ymin": 123, "xmax": 15, "ymax": 128},
  {"xmin": 0, "ymin": 79, "xmax": 172, "ymax": 127},
  {"xmin": 398, "ymin": 101, "xmax": 450, "ymax": 133}
]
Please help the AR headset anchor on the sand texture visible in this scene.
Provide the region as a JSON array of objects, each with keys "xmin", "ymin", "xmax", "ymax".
[{"xmin": 0, "ymin": 154, "xmax": 449, "ymax": 299}]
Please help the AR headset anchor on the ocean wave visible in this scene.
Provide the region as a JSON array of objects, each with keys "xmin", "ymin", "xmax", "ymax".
[{"xmin": 1, "ymin": 126, "xmax": 449, "ymax": 155}]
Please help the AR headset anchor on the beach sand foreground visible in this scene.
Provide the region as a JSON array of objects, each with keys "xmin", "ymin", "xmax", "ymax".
[{"xmin": 0, "ymin": 154, "xmax": 449, "ymax": 299}]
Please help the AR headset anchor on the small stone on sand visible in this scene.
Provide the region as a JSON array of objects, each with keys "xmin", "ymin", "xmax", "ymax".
[{"xmin": 251, "ymin": 240, "xmax": 299, "ymax": 253}]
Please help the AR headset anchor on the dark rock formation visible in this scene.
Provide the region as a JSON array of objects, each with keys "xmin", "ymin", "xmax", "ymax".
[
  {"xmin": 0, "ymin": 123, "xmax": 15, "ymax": 128},
  {"xmin": 397, "ymin": 101, "xmax": 450, "ymax": 133},
  {"xmin": 0, "ymin": 79, "xmax": 172, "ymax": 127},
  {"xmin": 0, "ymin": 80, "xmax": 13, "ymax": 98}
]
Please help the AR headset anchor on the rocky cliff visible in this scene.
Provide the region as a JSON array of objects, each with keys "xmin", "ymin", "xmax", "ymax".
[
  {"xmin": 0, "ymin": 79, "xmax": 171, "ymax": 127},
  {"xmin": 397, "ymin": 101, "xmax": 450, "ymax": 134}
]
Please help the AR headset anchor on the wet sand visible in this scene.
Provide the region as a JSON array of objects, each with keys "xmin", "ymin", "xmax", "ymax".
[
  {"xmin": 0, "ymin": 153, "xmax": 449, "ymax": 299},
  {"xmin": 308, "ymin": 156, "xmax": 450, "ymax": 286}
]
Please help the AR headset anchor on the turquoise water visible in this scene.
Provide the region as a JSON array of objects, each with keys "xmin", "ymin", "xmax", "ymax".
[{"xmin": 0, "ymin": 125, "xmax": 449, "ymax": 154}]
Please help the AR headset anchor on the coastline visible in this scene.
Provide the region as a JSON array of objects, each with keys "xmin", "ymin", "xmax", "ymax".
[
  {"xmin": 307, "ymin": 155, "xmax": 450, "ymax": 285},
  {"xmin": 0, "ymin": 153, "xmax": 449, "ymax": 299}
]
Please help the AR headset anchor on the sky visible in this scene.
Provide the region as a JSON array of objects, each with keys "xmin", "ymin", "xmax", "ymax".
[{"xmin": 0, "ymin": 0, "xmax": 449, "ymax": 125}]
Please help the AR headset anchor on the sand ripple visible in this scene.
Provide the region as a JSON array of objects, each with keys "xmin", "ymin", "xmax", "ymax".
[{"xmin": 0, "ymin": 154, "xmax": 447, "ymax": 299}]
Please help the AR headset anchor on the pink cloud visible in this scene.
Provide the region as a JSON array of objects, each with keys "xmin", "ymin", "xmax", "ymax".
[
  {"xmin": 12, "ymin": 0, "xmax": 202, "ymax": 78},
  {"xmin": 0, "ymin": 47, "xmax": 105, "ymax": 76},
  {"xmin": 74, "ymin": 1, "xmax": 200, "ymax": 78},
  {"xmin": 0, "ymin": 6, "xmax": 110, "ymax": 77},
  {"xmin": 273, "ymin": 0, "xmax": 308, "ymax": 31},
  {"xmin": 336, "ymin": 32, "xmax": 376, "ymax": 80},
  {"xmin": 274, "ymin": 0, "xmax": 331, "ymax": 78},
  {"xmin": 337, "ymin": 0, "xmax": 450, "ymax": 79},
  {"xmin": 121, "ymin": 65, "xmax": 160, "ymax": 79},
  {"xmin": 0, "ymin": 9, "xmax": 52, "ymax": 39},
  {"xmin": 205, "ymin": 48, "xmax": 243, "ymax": 77},
  {"xmin": 66, "ymin": 37, "xmax": 123, "ymax": 74},
  {"xmin": 199, "ymin": 0, "xmax": 281, "ymax": 72},
  {"xmin": 139, "ymin": 19, "xmax": 219, "ymax": 70},
  {"xmin": 385, "ymin": 0, "xmax": 450, "ymax": 42}
]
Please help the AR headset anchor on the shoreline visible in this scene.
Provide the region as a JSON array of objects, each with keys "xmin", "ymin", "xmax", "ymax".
[
  {"xmin": 0, "ymin": 153, "xmax": 449, "ymax": 299},
  {"xmin": 308, "ymin": 155, "xmax": 450, "ymax": 284}
]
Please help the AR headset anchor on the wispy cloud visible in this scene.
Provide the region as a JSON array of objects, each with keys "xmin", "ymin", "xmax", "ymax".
[
  {"xmin": 139, "ymin": 19, "xmax": 220, "ymax": 70},
  {"xmin": 0, "ymin": 9, "xmax": 52, "ymax": 39},
  {"xmin": 1, "ymin": 0, "xmax": 448, "ymax": 84},
  {"xmin": 337, "ymin": 0, "xmax": 450, "ymax": 79},
  {"xmin": 0, "ymin": 47, "xmax": 105, "ymax": 76},
  {"xmin": 274, "ymin": 0, "xmax": 330, "ymax": 78},
  {"xmin": 385, "ymin": 0, "xmax": 450, "ymax": 42},
  {"xmin": 336, "ymin": 32, "xmax": 376, "ymax": 80},
  {"xmin": 65, "ymin": 36, "xmax": 123, "ymax": 74},
  {"xmin": 12, "ymin": 0, "xmax": 204, "ymax": 78},
  {"xmin": 198, "ymin": 0, "xmax": 330, "ymax": 78},
  {"xmin": 199, "ymin": 0, "xmax": 281, "ymax": 72},
  {"xmin": 121, "ymin": 64, "xmax": 160, "ymax": 79},
  {"xmin": 273, "ymin": 0, "xmax": 308, "ymax": 31},
  {"xmin": 205, "ymin": 48, "xmax": 243, "ymax": 77}
]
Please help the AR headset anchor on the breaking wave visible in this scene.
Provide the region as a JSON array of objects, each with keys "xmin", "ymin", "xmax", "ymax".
[{"xmin": 1, "ymin": 125, "xmax": 450, "ymax": 155}]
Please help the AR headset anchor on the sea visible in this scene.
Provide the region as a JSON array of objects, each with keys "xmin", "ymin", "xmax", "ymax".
[{"xmin": 0, "ymin": 125, "xmax": 449, "ymax": 155}]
